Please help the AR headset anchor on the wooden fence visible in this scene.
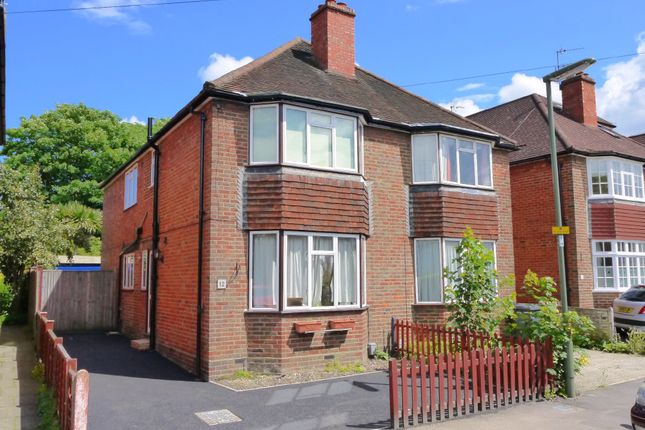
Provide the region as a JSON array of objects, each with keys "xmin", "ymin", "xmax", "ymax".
[
  {"xmin": 389, "ymin": 320, "xmax": 553, "ymax": 428},
  {"xmin": 36, "ymin": 312, "xmax": 89, "ymax": 430},
  {"xmin": 393, "ymin": 318, "xmax": 515, "ymax": 356},
  {"xmin": 30, "ymin": 268, "xmax": 116, "ymax": 332}
]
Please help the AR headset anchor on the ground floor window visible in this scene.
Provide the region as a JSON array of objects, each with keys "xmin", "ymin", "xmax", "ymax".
[
  {"xmin": 122, "ymin": 254, "xmax": 135, "ymax": 290},
  {"xmin": 249, "ymin": 231, "xmax": 361, "ymax": 311},
  {"xmin": 414, "ymin": 237, "xmax": 495, "ymax": 304},
  {"xmin": 593, "ymin": 240, "xmax": 645, "ymax": 290}
]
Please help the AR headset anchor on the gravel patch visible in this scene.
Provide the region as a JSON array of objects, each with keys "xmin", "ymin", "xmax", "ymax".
[
  {"xmin": 576, "ymin": 348, "xmax": 645, "ymax": 395},
  {"xmin": 214, "ymin": 359, "xmax": 390, "ymax": 391}
]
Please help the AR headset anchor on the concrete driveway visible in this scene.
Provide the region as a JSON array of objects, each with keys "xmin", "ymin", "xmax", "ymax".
[{"xmin": 63, "ymin": 333, "xmax": 391, "ymax": 430}]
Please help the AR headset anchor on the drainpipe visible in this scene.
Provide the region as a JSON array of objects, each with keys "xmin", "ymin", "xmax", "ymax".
[
  {"xmin": 193, "ymin": 110, "xmax": 207, "ymax": 380},
  {"xmin": 149, "ymin": 118, "xmax": 160, "ymax": 350}
]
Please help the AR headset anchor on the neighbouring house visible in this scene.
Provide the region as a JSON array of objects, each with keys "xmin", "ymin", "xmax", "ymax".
[
  {"xmin": 56, "ymin": 255, "xmax": 101, "ymax": 272},
  {"xmin": 632, "ymin": 133, "xmax": 645, "ymax": 145},
  {"xmin": 101, "ymin": 0, "xmax": 516, "ymax": 379},
  {"xmin": 470, "ymin": 74, "xmax": 645, "ymax": 309}
]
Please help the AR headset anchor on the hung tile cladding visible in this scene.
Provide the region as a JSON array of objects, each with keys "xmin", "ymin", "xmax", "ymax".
[
  {"xmin": 471, "ymin": 72, "xmax": 645, "ymax": 310},
  {"xmin": 101, "ymin": 0, "xmax": 516, "ymax": 379}
]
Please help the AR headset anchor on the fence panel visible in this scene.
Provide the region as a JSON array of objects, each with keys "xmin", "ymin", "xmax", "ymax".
[
  {"xmin": 36, "ymin": 312, "xmax": 89, "ymax": 430},
  {"xmin": 30, "ymin": 269, "xmax": 116, "ymax": 332},
  {"xmin": 389, "ymin": 320, "xmax": 554, "ymax": 428}
]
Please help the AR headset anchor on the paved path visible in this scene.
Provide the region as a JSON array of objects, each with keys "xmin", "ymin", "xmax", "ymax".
[
  {"xmin": 64, "ymin": 333, "xmax": 390, "ymax": 430},
  {"xmin": 0, "ymin": 325, "xmax": 39, "ymax": 430}
]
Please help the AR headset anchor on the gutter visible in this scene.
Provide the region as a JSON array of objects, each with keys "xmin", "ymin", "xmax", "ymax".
[{"xmin": 100, "ymin": 86, "xmax": 516, "ymax": 187}]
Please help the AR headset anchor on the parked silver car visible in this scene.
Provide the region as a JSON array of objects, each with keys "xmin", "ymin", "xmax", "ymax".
[{"xmin": 613, "ymin": 285, "xmax": 645, "ymax": 333}]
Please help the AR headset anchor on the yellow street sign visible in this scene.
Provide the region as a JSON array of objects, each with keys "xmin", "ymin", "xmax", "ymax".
[{"xmin": 552, "ymin": 226, "xmax": 570, "ymax": 235}]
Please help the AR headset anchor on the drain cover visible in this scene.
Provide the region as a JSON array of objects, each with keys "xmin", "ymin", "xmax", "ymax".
[{"xmin": 195, "ymin": 409, "xmax": 242, "ymax": 426}]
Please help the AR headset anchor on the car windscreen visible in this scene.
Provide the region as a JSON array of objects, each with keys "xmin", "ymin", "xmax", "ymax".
[{"xmin": 620, "ymin": 286, "xmax": 645, "ymax": 302}]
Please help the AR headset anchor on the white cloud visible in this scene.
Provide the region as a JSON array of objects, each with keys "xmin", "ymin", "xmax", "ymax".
[
  {"xmin": 498, "ymin": 73, "xmax": 562, "ymax": 104},
  {"xmin": 405, "ymin": 4, "xmax": 419, "ymax": 12},
  {"xmin": 197, "ymin": 53, "xmax": 254, "ymax": 82},
  {"xmin": 434, "ymin": 0, "xmax": 465, "ymax": 4},
  {"xmin": 457, "ymin": 82, "xmax": 484, "ymax": 92},
  {"xmin": 75, "ymin": 0, "xmax": 152, "ymax": 33},
  {"xmin": 596, "ymin": 33, "xmax": 645, "ymax": 136},
  {"xmin": 122, "ymin": 115, "xmax": 144, "ymax": 125}
]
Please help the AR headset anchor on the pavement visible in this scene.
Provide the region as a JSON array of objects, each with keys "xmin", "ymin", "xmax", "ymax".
[
  {"xmin": 63, "ymin": 332, "xmax": 645, "ymax": 430},
  {"xmin": 0, "ymin": 325, "xmax": 39, "ymax": 430}
]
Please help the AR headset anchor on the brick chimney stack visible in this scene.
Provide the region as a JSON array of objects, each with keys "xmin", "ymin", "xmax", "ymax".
[
  {"xmin": 310, "ymin": 0, "xmax": 356, "ymax": 77},
  {"xmin": 559, "ymin": 73, "xmax": 598, "ymax": 127}
]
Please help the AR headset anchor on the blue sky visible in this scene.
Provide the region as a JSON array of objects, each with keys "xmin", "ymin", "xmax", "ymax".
[{"xmin": 7, "ymin": 0, "xmax": 645, "ymax": 135}]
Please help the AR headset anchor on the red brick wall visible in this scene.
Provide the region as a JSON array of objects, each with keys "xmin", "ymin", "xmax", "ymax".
[
  {"xmin": 593, "ymin": 292, "xmax": 619, "ymax": 309},
  {"xmin": 102, "ymin": 149, "xmax": 155, "ymax": 339},
  {"xmin": 590, "ymin": 201, "xmax": 645, "ymax": 241},
  {"xmin": 410, "ymin": 188, "xmax": 499, "ymax": 239},
  {"xmin": 246, "ymin": 171, "xmax": 369, "ymax": 234},
  {"xmin": 511, "ymin": 155, "xmax": 594, "ymax": 308}
]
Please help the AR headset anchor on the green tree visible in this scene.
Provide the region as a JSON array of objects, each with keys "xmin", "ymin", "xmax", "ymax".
[
  {"xmin": 0, "ymin": 165, "xmax": 64, "ymax": 289},
  {"xmin": 55, "ymin": 201, "xmax": 102, "ymax": 257},
  {"xmin": 444, "ymin": 227, "xmax": 515, "ymax": 337},
  {"xmin": 3, "ymin": 103, "xmax": 168, "ymax": 208}
]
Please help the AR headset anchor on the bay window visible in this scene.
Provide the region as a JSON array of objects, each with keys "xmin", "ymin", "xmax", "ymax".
[
  {"xmin": 250, "ymin": 104, "xmax": 358, "ymax": 172},
  {"xmin": 593, "ymin": 240, "xmax": 645, "ymax": 290},
  {"xmin": 414, "ymin": 237, "xmax": 495, "ymax": 303},
  {"xmin": 249, "ymin": 231, "xmax": 361, "ymax": 310},
  {"xmin": 587, "ymin": 158, "xmax": 645, "ymax": 201},
  {"xmin": 411, "ymin": 133, "xmax": 493, "ymax": 188}
]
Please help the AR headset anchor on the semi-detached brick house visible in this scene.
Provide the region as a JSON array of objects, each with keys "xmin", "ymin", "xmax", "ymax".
[
  {"xmin": 470, "ymin": 74, "xmax": 645, "ymax": 310},
  {"xmin": 101, "ymin": 0, "xmax": 516, "ymax": 379}
]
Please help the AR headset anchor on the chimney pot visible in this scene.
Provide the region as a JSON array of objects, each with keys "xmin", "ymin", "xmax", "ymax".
[
  {"xmin": 560, "ymin": 73, "xmax": 598, "ymax": 127},
  {"xmin": 310, "ymin": 1, "xmax": 356, "ymax": 77}
]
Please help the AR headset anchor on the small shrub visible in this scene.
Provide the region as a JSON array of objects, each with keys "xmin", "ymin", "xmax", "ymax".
[
  {"xmin": 626, "ymin": 330, "xmax": 645, "ymax": 355},
  {"xmin": 0, "ymin": 274, "xmax": 13, "ymax": 322},
  {"xmin": 231, "ymin": 370, "xmax": 256, "ymax": 380},
  {"xmin": 505, "ymin": 271, "xmax": 594, "ymax": 396},
  {"xmin": 601, "ymin": 340, "xmax": 631, "ymax": 354},
  {"xmin": 375, "ymin": 350, "xmax": 390, "ymax": 361},
  {"xmin": 324, "ymin": 360, "xmax": 365, "ymax": 374},
  {"xmin": 32, "ymin": 362, "xmax": 59, "ymax": 430}
]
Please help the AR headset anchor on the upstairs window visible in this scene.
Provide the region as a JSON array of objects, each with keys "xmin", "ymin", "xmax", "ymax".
[
  {"xmin": 412, "ymin": 133, "xmax": 493, "ymax": 188},
  {"xmin": 249, "ymin": 104, "xmax": 358, "ymax": 172},
  {"xmin": 588, "ymin": 157, "xmax": 644, "ymax": 201},
  {"xmin": 124, "ymin": 166, "xmax": 138, "ymax": 210}
]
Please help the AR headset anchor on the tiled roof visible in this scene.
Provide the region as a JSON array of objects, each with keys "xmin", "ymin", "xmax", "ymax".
[
  {"xmin": 631, "ymin": 133, "xmax": 645, "ymax": 145},
  {"xmin": 213, "ymin": 38, "xmax": 494, "ymax": 134},
  {"xmin": 469, "ymin": 94, "xmax": 645, "ymax": 163}
]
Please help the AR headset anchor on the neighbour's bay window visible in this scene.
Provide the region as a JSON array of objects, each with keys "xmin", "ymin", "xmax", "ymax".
[
  {"xmin": 593, "ymin": 240, "xmax": 645, "ymax": 290},
  {"xmin": 249, "ymin": 231, "xmax": 361, "ymax": 310},
  {"xmin": 414, "ymin": 237, "xmax": 495, "ymax": 303},
  {"xmin": 588, "ymin": 158, "xmax": 645, "ymax": 201},
  {"xmin": 250, "ymin": 104, "xmax": 359, "ymax": 172},
  {"xmin": 411, "ymin": 134, "xmax": 493, "ymax": 188}
]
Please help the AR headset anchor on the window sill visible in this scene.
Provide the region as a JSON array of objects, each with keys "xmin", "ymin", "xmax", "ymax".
[
  {"xmin": 246, "ymin": 163, "xmax": 364, "ymax": 178},
  {"xmin": 588, "ymin": 195, "xmax": 645, "ymax": 204},
  {"xmin": 123, "ymin": 203, "xmax": 137, "ymax": 212},
  {"xmin": 245, "ymin": 306, "xmax": 368, "ymax": 315},
  {"xmin": 592, "ymin": 289, "xmax": 627, "ymax": 294},
  {"xmin": 412, "ymin": 302, "xmax": 446, "ymax": 307},
  {"xmin": 409, "ymin": 182, "xmax": 496, "ymax": 193}
]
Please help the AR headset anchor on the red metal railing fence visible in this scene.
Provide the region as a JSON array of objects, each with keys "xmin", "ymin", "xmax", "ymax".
[
  {"xmin": 36, "ymin": 312, "xmax": 89, "ymax": 430},
  {"xmin": 389, "ymin": 319, "xmax": 553, "ymax": 428}
]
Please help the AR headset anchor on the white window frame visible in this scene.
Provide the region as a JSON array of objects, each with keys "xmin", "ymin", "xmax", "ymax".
[
  {"xmin": 124, "ymin": 165, "xmax": 138, "ymax": 210},
  {"xmin": 587, "ymin": 157, "xmax": 645, "ymax": 202},
  {"xmin": 283, "ymin": 231, "xmax": 361, "ymax": 310},
  {"xmin": 141, "ymin": 250, "xmax": 149, "ymax": 291},
  {"xmin": 592, "ymin": 240, "xmax": 645, "ymax": 291},
  {"xmin": 248, "ymin": 231, "xmax": 280, "ymax": 311},
  {"xmin": 281, "ymin": 105, "xmax": 359, "ymax": 173},
  {"xmin": 149, "ymin": 151, "xmax": 156, "ymax": 188},
  {"xmin": 414, "ymin": 237, "xmax": 496, "ymax": 304},
  {"xmin": 122, "ymin": 253, "xmax": 135, "ymax": 290},
  {"xmin": 411, "ymin": 133, "xmax": 494, "ymax": 189},
  {"xmin": 249, "ymin": 104, "xmax": 280, "ymax": 165}
]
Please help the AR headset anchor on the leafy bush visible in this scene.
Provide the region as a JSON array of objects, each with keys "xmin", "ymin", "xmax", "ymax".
[
  {"xmin": 626, "ymin": 330, "xmax": 645, "ymax": 355},
  {"xmin": 0, "ymin": 273, "xmax": 13, "ymax": 322},
  {"xmin": 444, "ymin": 228, "xmax": 515, "ymax": 337},
  {"xmin": 32, "ymin": 362, "xmax": 60, "ymax": 430},
  {"xmin": 505, "ymin": 271, "xmax": 594, "ymax": 395},
  {"xmin": 601, "ymin": 340, "xmax": 632, "ymax": 354},
  {"xmin": 375, "ymin": 350, "xmax": 390, "ymax": 361}
]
